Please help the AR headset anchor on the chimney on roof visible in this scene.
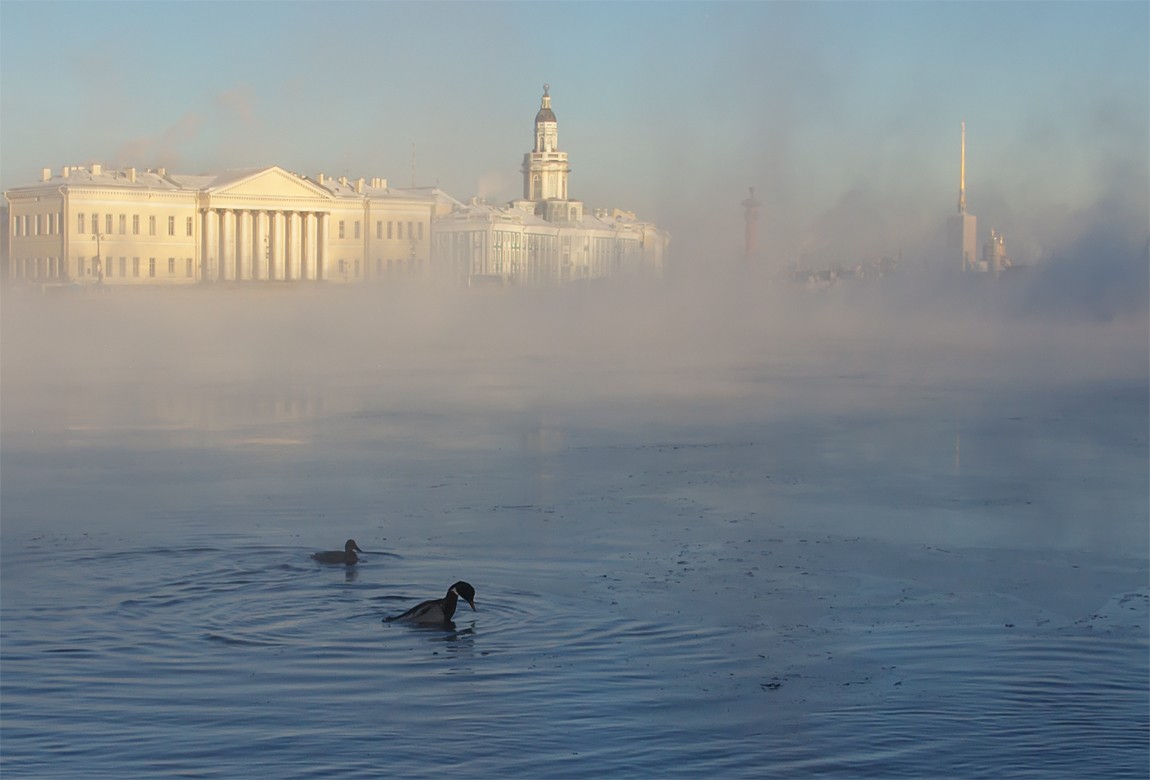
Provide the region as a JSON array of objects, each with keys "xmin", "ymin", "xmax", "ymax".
[
  {"xmin": 128, "ymin": 167, "xmax": 137, "ymax": 183},
  {"xmin": 317, "ymin": 173, "xmax": 325, "ymax": 185},
  {"xmin": 91, "ymin": 163, "xmax": 102, "ymax": 176},
  {"xmin": 156, "ymin": 167, "xmax": 166, "ymax": 178},
  {"xmin": 339, "ymin": 176, "xmax": 348, "ymax": 187},
  {"xmin": 356, "ymin": 178, "xmax": 364, "ymax": 193},
  {"xmin": 42, "ymin": 168, "xmax": 52, "ymax": 182},
  {"xmin": 61, "ymin": 166, "xmax": 70, "ymax": 179}
]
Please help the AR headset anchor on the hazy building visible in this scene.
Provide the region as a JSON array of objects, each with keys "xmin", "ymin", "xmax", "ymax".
[
  {"xmin": 3, "ymin": 164, "xmax": 437, "ymax": 286},
  {"xmin": 946, "ymin": 121, "xmax": 979, "ymax": 273},
  {"xmin": 981, "ymin": 229, "xmax": 1010, "ymax": 274},
  {"xmin": 310, "ymin": 174, "xmax": 443, "ymax": 283},
  {"xmin": 4, "ymin": 86, "xmax": 666, "ymax": 289},
  {"xmin": 431, "ymin": 86, "xmax": 669, "ymax": 286}
]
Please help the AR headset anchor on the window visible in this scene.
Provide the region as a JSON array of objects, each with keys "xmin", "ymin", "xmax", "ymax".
[
  {"xmin": 376, "ymin": 221, "xmax": 382, "ymax": 239},
  {"xmin": 120, "ymin": 257, "xmax": 127, "ymax": 277},
  {"xmin": 338, "ymin": 221, "xmax": 345, "ymax": 239},
  {"xmin": 91, "ymin": 214, "xmax": 98, "ymax": 235},
  {"xmin": 105, "ymin": 214, "xmax": 113, "ymax": 235},
  {"xmin": 187, "ymin": 216, "xmax": 194, "ymax": 236},
  {"xmin": 407, "ymin": 222, "xmax": 413, "ymax": 240},
  {"xmin": 149, "ymin": 216, "xmax": 156, "ymax": 236},
  {"xmin": 133, "ymin": 215, "xmax": 140, "ymax": 235},
  {"xmin": 397, "ymin": 222, "xmax": 403, "ymax": 240},
  {"xmin": 168, "ymin": 216, "xmax": 175, "ymax": 236},
  {"xmin": 34, "ymin": 215, "xmax": 41, "ymax": 236},
  {"xmin": 133, "ymin": 257, "xmax": 140, "ymax": 277},
  {"xmin": 168, "ymin": 257, "xmax": 175, "ymax": 274},
  {"xmin": 149, "ymin": 258, "xmax": 156, "ymax": 277},
  {"xmin": 354, "ymin": 221, "xmax": 360, "ymax": 239},
  {"xmin": 186, "ymin": 258, "xmax": 193, "ymax": 277},
  {"xmin": 78, "ymin": 214, "xmax": 86, "ymax": 234},
  {"xmin": 119, "ymin": 214, "xmax": 126, "ymax": 234},
  {"xmin": 418, "ymin": 222, "xmax": 424, "ymax": 241},
  {"xmin": 387, "ymin": 221, "xmax": 393, "ymax": 239}
]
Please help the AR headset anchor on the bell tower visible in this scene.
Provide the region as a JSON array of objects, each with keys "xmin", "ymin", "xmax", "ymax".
[{"xmin": 522, "ymin": 84, "xmax": 571, "ymax": 202}]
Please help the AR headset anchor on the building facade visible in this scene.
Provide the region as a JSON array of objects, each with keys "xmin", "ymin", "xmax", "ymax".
[
  {"xmin": 2, "ymin": 164, "xmax": 440, "ymax": 287},
  {"xmin": 4, "ymin": 86, "xmax": 667, "ymax": 289}
]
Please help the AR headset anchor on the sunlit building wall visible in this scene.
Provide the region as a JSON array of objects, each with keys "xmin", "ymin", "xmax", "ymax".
[
  {"xmin": 312, "ymin": 174, "xmax": 439, "ymax": 283},
  {"xmin": 3, "ymin": 165, "xmax": 438, "ymax": 286},
  {"xmin": 4, "ymin": 88, "xmax": 666, "ymax": 288},
  {"xmin": 3, "ymin": 165, "xmax": 201, "ymax": 285}
]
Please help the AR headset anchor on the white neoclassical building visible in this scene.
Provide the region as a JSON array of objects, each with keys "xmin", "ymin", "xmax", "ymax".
[
  {"xmin": 3, "ymin": 86, "xmax": 666, "ymax": 288},
  {"xmin": 2, "ymin": 164, "xmax": 441, "ymax": 286},
  {"xmin": 432, "ymin": 85, "xmax": 669, "ymax": 286}
]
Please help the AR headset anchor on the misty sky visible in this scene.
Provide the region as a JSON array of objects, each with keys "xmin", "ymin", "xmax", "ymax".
[{"xmin": 1, "ymin": 1, "xmax": 1147, "ymax": 267}]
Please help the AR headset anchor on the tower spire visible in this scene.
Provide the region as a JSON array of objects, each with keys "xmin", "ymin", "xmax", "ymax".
[{"xmin": 958, "ymin": 121, "xmax": 966, "ymax": 215}]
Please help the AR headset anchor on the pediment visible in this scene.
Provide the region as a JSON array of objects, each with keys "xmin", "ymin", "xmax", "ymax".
[{"xmin": 208, "ymin": 166, "xmax": 332, "ymax": 200}]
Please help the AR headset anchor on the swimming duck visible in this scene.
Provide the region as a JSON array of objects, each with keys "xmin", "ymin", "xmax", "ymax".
[
  {"xmin": 311, "ymin": 539, "xmax": 365, "ymax": 565},
  {"xmin": 385, "ymin": 581, "xmax": 477, "ymax": 625}
]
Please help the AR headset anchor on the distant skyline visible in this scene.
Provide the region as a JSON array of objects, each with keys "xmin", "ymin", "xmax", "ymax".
[{"xmin": 2, "ymin": 1, "xmax": 1147, "ymax": 267}]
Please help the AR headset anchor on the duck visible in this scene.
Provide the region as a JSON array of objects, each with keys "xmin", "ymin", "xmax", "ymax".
[
  {"xmin": 385, "ymin": 581, "xmax": 477, "ymax": 625},
  {"xmin": 311, "ymin": 539, "xmax": 365, "ymax": 565}
]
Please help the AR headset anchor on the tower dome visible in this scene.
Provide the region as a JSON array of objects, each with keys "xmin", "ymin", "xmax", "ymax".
[{"xmin": 535, "ymin": 84, "xmax": 557, "ymax": 124}]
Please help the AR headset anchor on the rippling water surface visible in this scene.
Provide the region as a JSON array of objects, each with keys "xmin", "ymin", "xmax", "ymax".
[{"xmin": 2, "ymin": 290, "xmax": 1147, "ymax": 777}]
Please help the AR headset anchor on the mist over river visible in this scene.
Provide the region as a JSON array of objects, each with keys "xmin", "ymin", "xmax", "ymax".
[{"xmin": 2, "ymin": 282, "xmax": 1147, "ymax": 778}]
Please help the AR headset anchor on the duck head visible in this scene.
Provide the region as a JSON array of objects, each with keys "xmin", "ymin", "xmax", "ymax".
[{"xmin": 450, "ymin": 581, "xmax": 477, "ymax": 612}]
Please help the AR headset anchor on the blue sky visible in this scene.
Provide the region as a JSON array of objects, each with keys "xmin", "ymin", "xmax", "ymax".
[{"xmin": 2, "ymin": 1, "xmax": 1146, "ymax": 266}]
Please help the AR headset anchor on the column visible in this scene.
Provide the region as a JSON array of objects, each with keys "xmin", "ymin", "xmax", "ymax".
[
  {"xmin": 316, "ymin": 213, "xmax": 329, "ymax": 281},
  {"xmin": 251, "ymin": 211, "xmax": 264, "ymax": 280},
  {"xmin": 220, "ymin": 209, "xmax": 234, "ymax": 281},
  {"xmin": 201, "ymin": 209, "xmax": 216, "ymax": 281},
  {"xmin": 301, "ymin": 212, "xmax": 313, "ymax": 280},
  {"xmin": 285, "ymin": 212, "xmax": 298, "ymax": 281},
  {"xmin": 235, "ymin": 210, "xmax": 248, "ymax": 280},
  {"xmin": 269, "ymin": 211, "xmax": 282, "ymax": 281},
  {"xmin": 292, "ymin": 212, "xmax": 304, "ymax": 280}
]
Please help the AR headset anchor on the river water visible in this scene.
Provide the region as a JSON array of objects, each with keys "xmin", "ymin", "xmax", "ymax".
[{"xmin": 2, "ymin": 285, "xmax": 1147, "ymax": 778}]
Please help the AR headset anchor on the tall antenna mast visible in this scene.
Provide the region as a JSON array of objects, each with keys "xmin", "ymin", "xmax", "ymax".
[{"xmin": 958, "ymin": 121, "xmax": 966, "ymax": 215}]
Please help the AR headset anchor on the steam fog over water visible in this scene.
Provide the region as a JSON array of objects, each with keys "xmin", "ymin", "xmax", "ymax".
[{"xmin": 2, "ymin": 274, "xmax": 1147, "ymax": 777}]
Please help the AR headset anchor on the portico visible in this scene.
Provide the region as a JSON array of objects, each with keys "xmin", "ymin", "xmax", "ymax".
[{"xmin": 195, "ymin": 167, "xmax": 335, "ymax": 282}]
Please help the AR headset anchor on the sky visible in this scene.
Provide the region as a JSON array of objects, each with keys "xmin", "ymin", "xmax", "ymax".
[{"xmin": 1, "ymin": 1, "xmax": 1147, "ymax": 272}]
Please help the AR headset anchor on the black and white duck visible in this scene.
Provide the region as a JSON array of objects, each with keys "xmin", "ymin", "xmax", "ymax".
[{"xmin": 385, "ymin": 581, "xmax": 477, "ymax": 625}]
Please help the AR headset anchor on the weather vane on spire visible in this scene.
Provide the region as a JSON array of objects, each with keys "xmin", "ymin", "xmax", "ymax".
[{"xmin": 543, "ymin": 83, "xmax": 550, "ymax": 96}]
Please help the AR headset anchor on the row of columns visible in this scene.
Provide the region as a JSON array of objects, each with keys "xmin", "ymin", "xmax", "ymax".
[{"xmin": 201, "ymin": 208, "xmax": 330, "ymax": 282}]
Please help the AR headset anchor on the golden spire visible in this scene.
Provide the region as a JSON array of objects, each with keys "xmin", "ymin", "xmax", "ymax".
[{"xmin": 958, "ymin": 121, "xmax": 967, "ymax": 215}]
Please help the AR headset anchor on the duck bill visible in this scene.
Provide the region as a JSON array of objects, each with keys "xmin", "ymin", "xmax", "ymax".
[{"xmin": 466, "ymin": 598, "xmax": 477, "ymax": 612}]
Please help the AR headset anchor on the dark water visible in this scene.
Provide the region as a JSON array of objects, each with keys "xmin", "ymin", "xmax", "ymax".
[{"xmin": 2, "ymin": 289, "xmax": 1147, "ymax": 777}]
